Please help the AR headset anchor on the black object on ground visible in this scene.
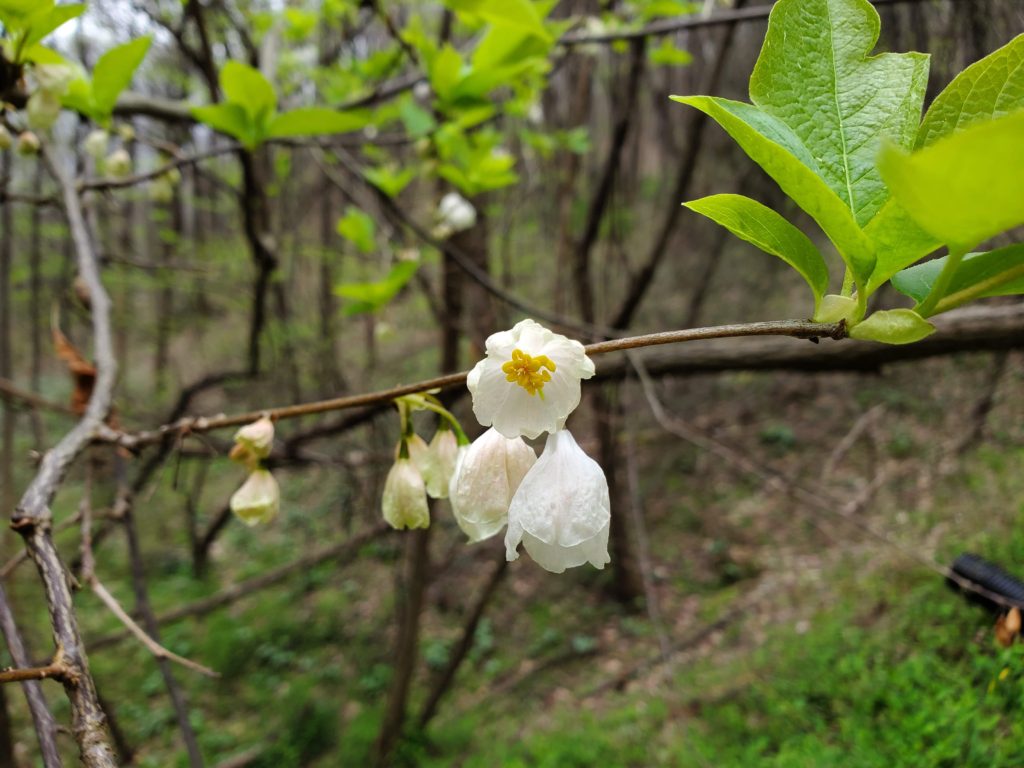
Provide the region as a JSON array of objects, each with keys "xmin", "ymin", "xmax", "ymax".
[{"xmin": 949, "ymin": 553, "xmax": 1024, "ymax": 611}]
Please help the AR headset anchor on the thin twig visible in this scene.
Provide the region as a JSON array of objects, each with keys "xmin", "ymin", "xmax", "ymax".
[{"xmin": 102, "ymin": 319, "xmax": 844, "ymax": 450}]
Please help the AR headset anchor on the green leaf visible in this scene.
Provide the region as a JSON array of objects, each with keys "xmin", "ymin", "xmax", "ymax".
[
  {"xmin": 917, "ymin": 34, "xmax": 1024, "ymax": 148},
  {"xmin": 815, "ymin": 294, "xmax": 859, "ymax": 323},
  {"xmin": 267, "ymin": 107, "xmax": 369, "ymax": 138},
  {"xmin": 863, "ymin": 199, "xmax": 942, "ymax": 293},
  {"xmin": 749, "ymin": 0, "xmax": 929, "ymax": 226},
  {"xmin": 429, "ymin": 44, "xmax": 464, "ymax": 102},
  {"xmin": 649, "ymin": 39, "xmax": 693, "ymax": 67},
  {"xmin": 671, "ymin": 95, "xmax": 875, "ymax": 283},
  {"xmin": 890, "ymin": 245, "xmax": 1024, "ymax": 306},
  {"xmin": 91, "ymin": 37, "xmax": 152, "ymax": 118},
  {"xmin": 21, "ymin": 3, "xmax": 84, "ymax": 52},
  {"xmin": 364, "ymin": 165, "xmax": 417, "ymax": 198},
  {"xmin": 849, "ymin": 309, "xmax": 935, "ymax": 344},
  {"xmin": 683, "ymin": 194, "xmax": 829, "ymax": 310},
  {"xmin": 220, "ymin": 61, "xmax": 276, "ymax": 124},
  {"xmin": 335, "ymin": 259, "xmax": 419, "ymax": 315},
  {"xmin": 878, "ymin": 110, "xmax": 1024, "ymax": 248},
  {"xmin": 191, "ymin": 103, "xmax": 255, "ymax": 147},
  {"xmin": 336, "ymin": 207, "xmax": 376, "ymax": 254},
  {"xmin": 445, "ymin": 0, "xmax": 551, "ymax": 40}
]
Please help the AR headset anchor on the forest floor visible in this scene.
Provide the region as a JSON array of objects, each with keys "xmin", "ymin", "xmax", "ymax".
[{"xmin": 2, "ymin": 342, "xmax": 1023, "ymax": 767}]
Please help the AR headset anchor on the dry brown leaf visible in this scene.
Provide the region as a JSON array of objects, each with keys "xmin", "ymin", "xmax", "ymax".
[
  {"xmin": 52, "ymin": 325, "xmax": 96, "ymax": 415},
  {"xmin": 995, "ymin": 607, "xmax": 1021, "ymax": 648}
]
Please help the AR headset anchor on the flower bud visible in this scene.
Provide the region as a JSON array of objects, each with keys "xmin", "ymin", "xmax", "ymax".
[
  {"xmin": 116, "ymin": 123, "xmax": 135, "ymax": 142},
  {"xmin": 0, "ymin": 126, "xmax": 11, "ymax": 151},
  {"xmin": 84, "ymin": 129, "xmax": 109, "ymax": 160},
  {"xmin": 230, "ymin": 416, "xmax": 274, "ymax": 468},
  {"xmin": 382, "ymin": 457, "xmax": 429, "ymax": 530},
  {"xmin": 17, "ymin": 132, "xmax": 40, "ymax": 156},
  {"xmin": 148, "ymin": 175, "xmax": 174, "ymax": 203},
  {"xmin": 423, "ymin": 428, "xmax": 458, "ymax": 499},
  {"xmin": 27, "ymin": 90, "xmax": 61, "ymax": 131},
  {"xmin": 435, "ymin": 192, "xmax": 476, "ymax": 238},
  {"xmin": 230, "ymin": 469, "xmax": 280, "ymax": 526},
  {"xmin": 105, "ymin": 148, "xmax": 132, "ymax": 178}
]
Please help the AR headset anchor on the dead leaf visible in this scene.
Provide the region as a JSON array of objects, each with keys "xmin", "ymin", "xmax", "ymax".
[
  {"xmin": 52, "ymin": 325, "xmax": 96, "ymax": 415},
  {"xmin": 995, "ymin": 607, "xmax": 1021, "ymax": 648}
]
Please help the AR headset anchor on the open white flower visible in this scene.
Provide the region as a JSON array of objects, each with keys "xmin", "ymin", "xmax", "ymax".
[
  {"xmin": 449, "ymin": 428, "xmax": 537, "ymax": 542},
  {"xmin": 230, "ymin": 469, "xmax": 280, "ymax": 526},
  {"xmin": 382, "ymin": 457, "xmax": 430, "ymax": 530},
  {"xmin": 505, "ymin": 429, "xmax": 610, "ymax": 573},
  {"xmin": 467, "ymin": 319, "xmax": 595, "ymax": 440},
  {"xmin": 433, "ymin": 192, "xmax": 477, "ymax": 238}
]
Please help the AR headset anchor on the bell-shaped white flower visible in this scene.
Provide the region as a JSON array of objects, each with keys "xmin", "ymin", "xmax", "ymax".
[
  {"xmin": 230, "ymin": 416, "xmax": 274, "ymax": 468},
  {"xmin": 505, "ymin": 429, "xmax": 610, "ymax": 573},
  {"xmin": 424, "ymin": 428, "xmax": 459, "ymax": 499},
  {"xmin": 382, "ymin": 457, "xmax": 430, "ymax": 530},
  {"xmin": 84, "ymin": 129, "xmax": 109, "ymax": 160},
  {"xmin": 230, "ymin": 469, "xmax": 280, "ymax": 526},
  {"xmin": 449, "ymin": 428, "xmax": 537, "ymax": 542},
  {"xmin": 433, "ymin": 192, "xmax": 477, "ymax": 238},
  {"xmin": 467, "ymin": 319, "xmax": 595, "ymax": 440}
]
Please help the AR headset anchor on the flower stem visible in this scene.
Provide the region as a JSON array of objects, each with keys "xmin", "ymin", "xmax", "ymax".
[{"xmin": 916, "ymin": 246, "xmax": 968, "ymax": 317}]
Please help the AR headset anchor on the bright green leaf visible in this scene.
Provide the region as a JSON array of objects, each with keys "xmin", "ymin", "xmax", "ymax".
[
  {"xmin": 364, "ymin": 165, "xmax": 417, "ymax": 198},
  {"xmin": 336, "ymin": 207, "xmax": 376, "ymax": 254},
  {"xmin": 649, "ymin": 39, "xmax": 693, "ymax": 67},
  {"xmin": 750, "ymin": 0, "xmax": 929, "ymax": 226},
  {"xmin": 683, "ymin": 193, "xmax": 829, "ymax": 310},
  {"xmin": 267, "ymin": 107, "xmax": 369, "ymax": 138},
  {"xmin": 849, "ymin": 308, "xmax": 935, "ymax": 344},
  {"xmin": 878, "ymin": 110, "xmax": 1024, "ymax": 249},
  {"xmin": 21, "ymin": 3, "xmax": 84, "ymax": 52},
  {"xmin": 863, "ymin": 199, "xmax": 942, "ymax": 293},
  {"xmin": 220, "ymin": 61, "xmax": 277, "ymax": 123},
  {"xmin": 336, "ymin": 259, "xmax": 419, "ymax": 315},
  {"xmin": 890, "ymin": 245, "xmax": 1024, "ymax": 308},
  {"xmin": 445, "ymin": 0, "xmax": 551, "ymax": 40},
  {"xmin": 917, "ymin": 33, "xmax": 1024, "ymax": 148},
  {"xmin": 429, "ymin": 44, "xmax": 464, "ymax": 102},
  {"xmin": 671, "ymin": 95, "xmax": 876, "ymax": 283},
  {"xmin": 191, "ymin": 103, "xmax": 255, "ymax": 147},
  {"xmin": 91, "ymin": 37, "xmax": 152, "ymax": 118},
  {"xmin": 815, "ymin": 294, "xmax": 859, "ymax": 323}
]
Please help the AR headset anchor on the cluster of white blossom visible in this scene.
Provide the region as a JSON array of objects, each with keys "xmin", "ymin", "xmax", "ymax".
[{"xmin": 383, "ymin": 320, "xmax": 610, "ymax": 574}]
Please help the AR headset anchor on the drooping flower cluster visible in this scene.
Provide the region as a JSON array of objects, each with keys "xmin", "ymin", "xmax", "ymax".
[
  {"xmin": 449, "ymin": 319, "xmax": 610, "ymax": 573},
  {"xmin": 229, "ymin": 416, "xmax": 280, "ymax": 526},
  {"xmin": 381, "ymin": 397, "xmax": 466, "ymax": 530}
]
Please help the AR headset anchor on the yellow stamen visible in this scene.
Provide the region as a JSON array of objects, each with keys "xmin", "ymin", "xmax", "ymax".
[{"xmin": 501, "ymin": 348, "xmax": 556, "ymax": 397}]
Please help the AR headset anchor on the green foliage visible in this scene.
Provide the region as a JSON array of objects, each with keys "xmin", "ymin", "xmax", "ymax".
[
  {"xmin": 335, "ymin": 259, "xmax": 420, "ymax": 316},
  {"xmin": 891, "ymin": 245, "xmax": 1024, "ymax": 310},
  {"xmin": 63, "ymin": 37, "xmax": 152, "ymax": 126},
  {"xmin": 0, "ymin": 0, "xmax": 83, "ymax": 63},
  {"xmin": 683, "ymin": 194, "xmax": 829, "ymax": 312},
  {"xmin": 192, "ymin": 62, "xmax": 368, "ymax": 148},
  {"xmin": 673, "ymin": 0, "xmax": 1024, "ymax": 340},
  {"xmin": 878, "ymin": 110, "xmax": 1024, "ymax": 249},
  {"xmin": 443, "ymin": 0, "xmax": 552, "ymax": 41},
  {"xmin": 336, "ymin": 207, "xmax": 376, "ymax": 254}
]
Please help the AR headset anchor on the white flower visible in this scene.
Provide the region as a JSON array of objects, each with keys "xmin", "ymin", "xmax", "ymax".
[
  {"xmin": 424, "ymin": 429, "xmax": 459, "ymax": 499},
  {"xmin": 105, "ymin": 148, "xmax": 132, "ymax": 178},
  {"xmin": 382, "ymin": 457, "xmax": 430, "ymax": 530},
  {"xmin": 467, "ymin": 319, "xmax": 595, "ymax": 440},
  {"xmin": 434, "ymin": 192, "xmax": 477, "ymax": 238},
  {"xmin": 449, "ymin": 428, "xmax": 537, "ymax": 542},
  {"xmin": 230, "ymin": 416, "xmax": 274, "ymax": 468},
  {"xmin": 84, "ymin": 129, "xmax": 109, "ymax": 160},
  {"xmin": 33, "ymin": 64, "xmax": 75, "ymax": 95},
  {"xmin": 230, "ymin": 469, "xmax": 280, "ymax": 526},
  {"xmin": 27, "ymin": 90, "xmax": 61, "ymax": 131},
  {"xmin": 505, "ymin": 429, "xmax": 610, "ymax": 573}
]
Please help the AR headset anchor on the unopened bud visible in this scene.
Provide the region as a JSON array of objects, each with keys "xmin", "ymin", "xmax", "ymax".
[
  {"xmin": 84, "ymin": 129, "xmax": 109, "ymax": 160},
  {"xmin": 382, "ymin": 456, "xmax": 429, "ymax": 530},
  {"xmin": 105, "ymin": 148, "xmax": 132, "ymax": 178},
  {"xmin": 231, "ymin": 416, "xmax": 275, "ymax": 468},
  {"xmin": 116, "ymin": 123, "xmax": 135, "ymax": 142},
  {"xmin": 17, "ymin": 131, "xmax": 40, "ymax": 155}
]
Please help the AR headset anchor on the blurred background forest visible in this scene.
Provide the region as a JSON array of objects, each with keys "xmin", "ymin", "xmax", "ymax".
[{"xmin": 1, "ymin": 0, "xmax": 1024, "ymax": 766}]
